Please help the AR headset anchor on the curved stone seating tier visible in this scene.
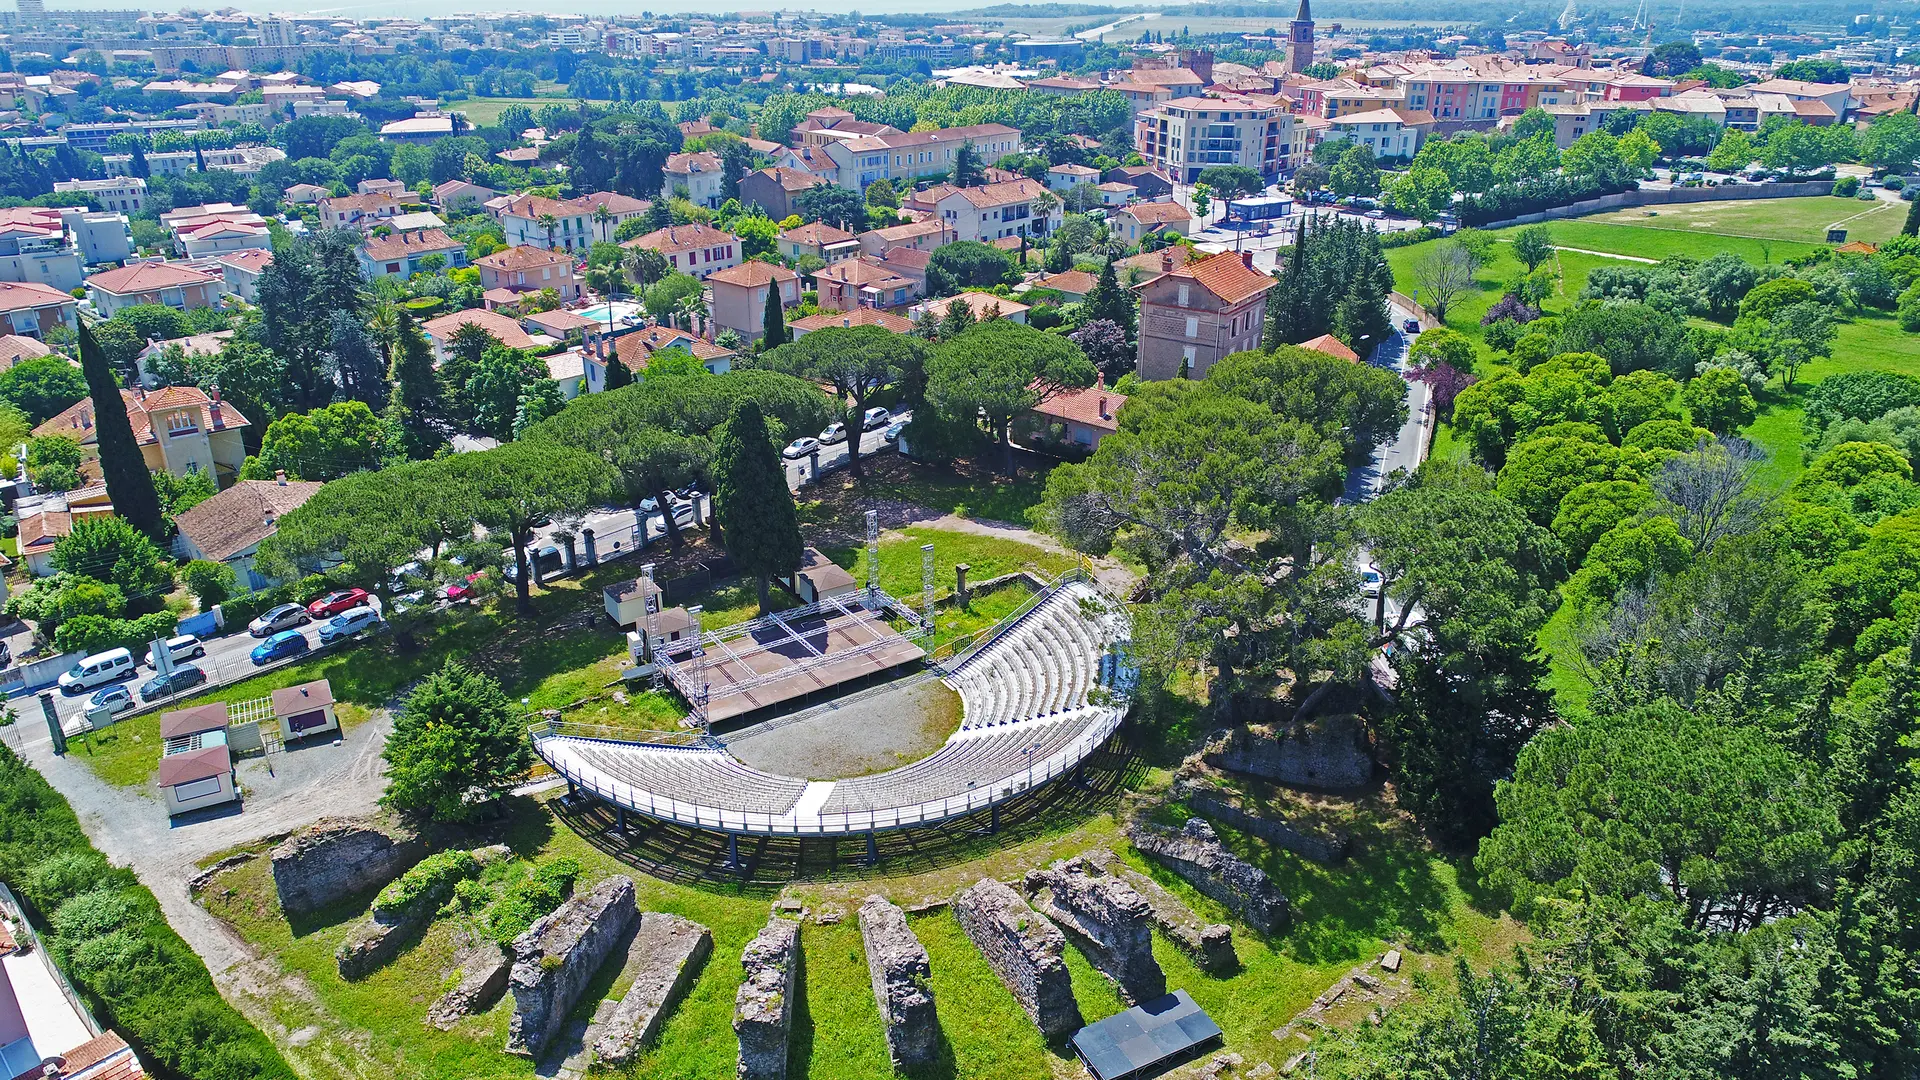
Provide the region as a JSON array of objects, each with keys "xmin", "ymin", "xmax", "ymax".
[{"xmin": 534, "ymin": 580, "xmax": 1127, "ymax": 836}]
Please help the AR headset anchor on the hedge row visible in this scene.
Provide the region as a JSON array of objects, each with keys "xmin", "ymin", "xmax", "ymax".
[{"xmin": 0, "ymin": 747, "xmax": 295, "ymax": 1080}]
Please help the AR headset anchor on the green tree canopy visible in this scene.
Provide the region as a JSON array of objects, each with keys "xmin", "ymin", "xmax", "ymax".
[{"xmin": 382, "ymin": 660, "xmax": 532, "ymax": 823}]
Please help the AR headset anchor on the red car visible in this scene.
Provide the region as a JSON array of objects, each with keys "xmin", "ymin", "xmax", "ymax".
[
  {"xmin": 307, "ymin": 588, "xmax": 371, "ymax": 618},
  {"xmin": 445, "ymin": 572, "xmax": 485, "ymax": 602}
]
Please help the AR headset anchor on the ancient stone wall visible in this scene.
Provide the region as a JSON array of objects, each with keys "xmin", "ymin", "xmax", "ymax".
[
  {"xmin": 1025, "ymin": 856, "xmax": 1165, "ymax": 1003},
  {"xmin": 427, "ymin": 945, "xmax": 511, "ymax": 1030},
  {"xmin": 1127, "ymin": 818, "xmax": 1291, "ymax": 936},
  {"xmin": 857, "ymin": 896, "xmax": 938, "ymax": 1068},
  {"xmin": 735, "ymin": 916, "xmax": 801, "ymax": 1080},
  {"xmin": 1083, "ymin": 850, "xmax": 1237, "ymax": 974},
  {"xmin": 1203, "ymin": 716, "xmax": 1373, "ymax": 791},
  {"xmin": 505, "ymin": 875, "xmax": 638, "ymax": 1058},
  {"xmin": 952, "ymin": 878, "xmax": 1082, "ymax": 1039},
  {"xmin": 270, "ymin": 818, "xmax": 425, "ymax": 919},
  {"xmin": 1187, "ymin": 793, "xmax": 1349, "ymax": 865},
  {"xmin": 595, "ymin": 913, "xmax": 712, "ymax": 1066}
]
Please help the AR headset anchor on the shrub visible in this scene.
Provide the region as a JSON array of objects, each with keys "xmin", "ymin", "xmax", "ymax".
[
  {"xmin": 373, "ymin": 850, "xmax": 478, "ymax": 916},
  {"xmin": 1834, "ymin": 176, "xmax": 1861, "ymax": 197},
  {"xmin": 484, "ymin": 857, "xmax": 581, "ymax": 945},
  {"xmin": 52, "ymin": 887, "xmax": 145, "ymax": 940},
  {"xmin": 1804, "ymin": 370, "xmax": 1920, "ymax": 435},
  {"xmin": 183, "ymin": 560, "xmax": 237, "ymax": 610}
]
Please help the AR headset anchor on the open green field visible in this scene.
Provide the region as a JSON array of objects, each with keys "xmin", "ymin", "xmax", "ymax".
[
  {"xmin": 1489, "ymin": 219, "xmax": 1819, "ymax": 266},
  {"xmin": 1576, "ymin": 195, "xmax": 1904, "ymax": 246},
  {"xmin": 449, "ymin": 96, "xmax": 568, "ymax": 127}
]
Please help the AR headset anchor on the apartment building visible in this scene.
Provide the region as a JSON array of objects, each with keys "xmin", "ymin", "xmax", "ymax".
[
  {"xmin": 54, "ymin": 176, "xmax": 146, "ymax": 214},
  {"xmin": 623, "ymin": 223, "xmax": 740, "ymax": 280},
  {"xmin": 474, "ymin": 245, "xmax": 579, "ymax": 304},
  {"xmin": 931, "ymin": 178, "xmax": 1062, "ymax": 243},
  {"xmin": 1134, "ymin": 97, "xmax": 1295, "ymax": 184},
  {"xmin": 86, "ymin": 261, "xmax": 224, "ymax": 316},
  {"xmin": 1325, "ymin": 108, "xmax": 1435, "ymax": 159},
  {"xmin": 318, "ymin": 192, "xmax": 400, "ymax": 230},
  {"xmin": 358, "ymin": 229, "xmax": 467, "ymax": 279},
  {"xmin": 1137, "ymin": 251, "xmax": 1273, "ymax": 381},
  {"xmin": 497, "ymin": 191, "xmax": 649, "ymax": 250},
  {"xmin": 662, "ymin": 151, "xmax": 726, "ymax": 209},
  {"xmin": 820, "ymin": 123, "xmax": 1024, "ymax": 191}
]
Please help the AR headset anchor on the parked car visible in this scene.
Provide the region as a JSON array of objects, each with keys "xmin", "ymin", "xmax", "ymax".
[
  {"xmin": 391, "ymin": 590, "xmax": 429, "ymax": 616},
  {"xmin": 58, "ymin": 648, "xmax": 136, "ymax": 693},
  {"xmin": 88, "ymin": 683, "xmax": 135, "ymax": 716},
  {"xmin": 503, "ymin": 545, "xmax": 565, "ymax": 584},
  {"xmin": 819, "ymin": 422, "xmax": 848, "ymax": 445},
  {"xmin": 884, "ymin": 420, "xmax": 908, "ymax": 443},
  {"xmin": 144, "ymin": 634, "xmax": 205, "ymax": 669},
  {"xmin": 307, "ymin": 588, "xmax": 371, "ymax": 618},
  {"xmin": 783, "ymin": 437, "xmax": 821, "ymax": 459},
  {"xmin": 446, "ymin": 571, "xmax": 485, "ymax": 602},
  {"xmin": 1360, "ymin": 567, "xmax": 1383, "ymax": 600},
  {"xmin": 140, "ymin": 664, "xmax": 207, "ymax": 702},
  {"xmin": 318, "ymin": 605, "xmax": 382, "ymax": 643},
  {"xmin": 249, "ymin": 603, "xmax": 309, "ymax": 637},
  {"xmin": 1364, "ymin": 208, "xmax": 1387, "ymax": 220},
  {"xmin": 862, "ymin": 407, "xmax": 892, "ymax": 430},
  {"xmin": 251, "ymin": 629, "xmax": 310, "ymax": 666}
]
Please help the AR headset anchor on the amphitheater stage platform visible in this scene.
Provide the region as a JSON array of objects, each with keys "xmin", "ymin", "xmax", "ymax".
[{"xmin": 669, "ymin": 600, "xmax": 927, "ymax": 725}]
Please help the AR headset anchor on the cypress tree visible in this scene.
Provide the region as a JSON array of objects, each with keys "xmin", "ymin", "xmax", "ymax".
[
  {"xmin": 78, "ymin": 321, "xmax": 164, "ymax": 540},
  {"xmin": 761, "ymin": 283, "xmax": 788, "ymax": 349},
  {"xmin": 603, "ymin": 353, "xmax": 633, "ymax": 390},
  {"xmin": 1905, "ymin": 196, "xmax": 1920, "ymax": 238},
  {"xmin": 712, "ymin": 400, "xmax": 803, "ymax": 614},
  {"xmin": 128, "ymin": 143, "xmax": 150, "ymax": 179},
  {"xmin": 1083, "ymin": 259, "xmax": 1135, "ymax": 340},
  {"xmin": 387, "ymin": 310, "xmax": 443, "ymax": 457},
  {"xmin": 1263, "ymin": 218, "xmax": 1311, "ymax": 349}
]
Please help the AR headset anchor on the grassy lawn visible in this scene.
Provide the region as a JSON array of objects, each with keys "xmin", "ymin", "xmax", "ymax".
[
  {"xmin": 1575, "ymin": 194, "xmax": 1904, "ymax": 246},
  {"xmin": 843, "ymin": 460, "xmax": 1053, "ymax": 528},
  {"xmin": 448, "ymin": 96, "xmax": 565, "ymax": 127},
  {"xmin": 1491, "ymin": 218, "xmax": 1818, "ymax": 266},
  {"xmin": 820, "ymin": 526, "xmax": 1079, "ymax": 607}
]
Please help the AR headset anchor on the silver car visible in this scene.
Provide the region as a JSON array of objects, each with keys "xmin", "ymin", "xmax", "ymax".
[{"xmin": 248, "ymin": 603, "xmax": 309, "ymax": 637}]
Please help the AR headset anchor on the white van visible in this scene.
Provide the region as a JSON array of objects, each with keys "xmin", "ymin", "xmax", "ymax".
[{"xmin": 58, "ymin": 648, "xmax": 136, "ymax": 693}]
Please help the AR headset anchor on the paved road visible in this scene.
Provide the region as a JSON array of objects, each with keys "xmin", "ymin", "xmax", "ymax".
[
  {"xmin": 783, "ymin": 412, "xmax": 906, "ymax": 491},
  {"xmin": 1341, "ymin": 300, "xmax": 1432, "ymax": 505}
]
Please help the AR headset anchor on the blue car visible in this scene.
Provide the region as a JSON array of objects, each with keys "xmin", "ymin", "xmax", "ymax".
[{"xmin": 251, "ymin": 629, "xmax": 310, "ymax": 666}]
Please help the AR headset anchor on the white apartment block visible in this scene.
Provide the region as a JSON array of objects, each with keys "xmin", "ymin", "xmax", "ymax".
[
  {"xmin": 1134, "ymin": 97, "xmax": 1295, "ymax": 184},
  {"xmin": 822, "ymin": 123, "xmax": 1023, "ymax": 191},
  {"xmin": 54, "ymin": 176, "xmax": 146, "ymax": 214}
]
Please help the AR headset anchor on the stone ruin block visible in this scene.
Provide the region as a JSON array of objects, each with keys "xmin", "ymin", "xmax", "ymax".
[
  {"xmin": 857, "ymin": 896, "xmax": 938, "ymax": 1069},
  {"xmin": 594, "ymin": 913, "xmax": 713, "ymax": 1067},
  {"xmin": 952, "ymin": 878, "xmax": 1083, "ymax": 1040},
  {"xmin": 1024, "ymin": 856, "xmax": 1166, "ymax": 1004},
  {"xmin": 505, "ymin": 875, "xmax": 637, "ymax": 1058},
  {"xmin": 1187, "ymin": 792, "xmax": 1349, "ymax": 865},
  {"xmin": 427, "ymin": 944, "xmax": 512, "ymax": 1030},
  {"xmin": 1083, "ymin": 850, "xmax": 1237, "ymax": 975},
  {"xmin": 270, "ymin": 817, "xmax": 424, "ymax": 919},
  {"xmin": 1127, "ymin": 817, "xmax": 1291, "ymax": 936},
  {"xmin": 1203, "ymin": 716, "xmax": 1374, "ymax": 791},
  {"xmin": 735, "ymin": 916, "xmax": 802, "ymax": 1080}
]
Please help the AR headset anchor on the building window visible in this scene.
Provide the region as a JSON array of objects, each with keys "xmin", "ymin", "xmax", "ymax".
[
  {"xmin": 1177, "ymin": 284, "xmax": 1190, "ymax": 306},
  {"xmin": 1185, "ymin": 316, "xmax": 1199, "ymax": 338}
]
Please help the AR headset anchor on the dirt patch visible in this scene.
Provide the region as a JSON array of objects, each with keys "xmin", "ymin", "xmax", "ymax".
[{"xmin": 726, "ymin": 676, "xmax": 963, "ymax": 780}]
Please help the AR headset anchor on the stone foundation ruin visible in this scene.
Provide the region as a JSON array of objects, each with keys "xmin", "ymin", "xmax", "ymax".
[
  {"xmin": 1081, "ymin": 850, "xmax": 1237, "ymax": 974},
  {"xmin": 857, "ymin": 895, "xmax": 938, "ymax": 1069},
  {"xmin": 1024, "ymin": 855, "xmax": 1165, "ymax": 1003},
  {"xmin": 505, "ymin": 875, "xmax": 638, "ymax": 1058},
  {"xmin": 952, "ymin": 878, "xmax": 1083, "ymax": 1039},
  {"xmin": 270, "ymin": 818, "xmax": 424, "ymax": 919},
  {"xmin": 594, "ymin": 913, "xmax": 713, "ymax": 1066},
  {"xmin": 735, "ymin": 916, "xmax": 802, "ymax": 1080},
  {"xmin": 1203, "ymin": 716, "xmax": 1373, "ymax": 791},
  {"xmin": 1127, "ymin": 817, "xmax": 1291, "ymax": 936}
]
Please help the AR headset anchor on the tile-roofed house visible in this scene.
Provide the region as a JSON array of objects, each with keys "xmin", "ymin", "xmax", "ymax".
[
  {"xmin": 1028, "ymin": 269, "xmax": 1099, "ymax": 301},
  {"xmin": 787, "ymin": 307, "xmax": 916, "ymax": 338},
  {"xmin": 284, "ymin": 182, "xmax": 330, "ymax": 204},
  {"xmin": 820, "ymin": 123, "xmax": 1023, "ymax": 192},
  {"xmin": 0, "ymin": 332, "xmax": 49, "ymax": 370},
  {"xmin": 38, "ymin": 385, "xmax": 251, "ymax": 482},
  {"xmin": 624, "ymin": 223, "xmax": 741, "ymax": 280},
  {"xmin": 1298, "ymin": 333, "xmax": 1360, "ymax": 361},
  {"xmin": 1024, "ymin": 379, "xmax": 1125, "ymax": 449},
  {"xmin": 931, "ymin": 177, "xmax": 1062, "ymax": 243},
  {"xmin": 18, "ymin": 509, "xmax": 74, "ymax": 576},
  {"xmin": 791, "ymin": 106, "xmax": 902, "ymax": 147},
  {"xmin": 608, "ymin": 325, "xmax": 736, "ymax": 376},
  {"xmin": 85, "ymin": 260, "xmax": 224, "ymax": 317},
  {"xmin": 496, "ymin": 146, "xmax": 542, "ymax": 165},
  {"xmin": 1046, "ymin": 162, "xmax": 1102, "ymax": 191},
  {"xmin": 870, "ymin": 246, "xmax": 934, "ymax": 294},
  {"xmin": 318, "ymin": 191, "xmax": 400, "ymax": 230},
  {"xmin": 913, "ymin": 290, "xmax": 1030, "ymax": 325},
  {"xmin": 419, "ymin": 307, "xmax": 539, "ymax": 358},
  {"xmin": 214, "ymin": 246, "xmax": 273, "ymax": 302},
  {"xmin": 1114, "ymin": 200, "xmax": 1194, "ymax": 244},
  {"xmin": 357, "ymin": 228, "xmax": 467, "ymax": 279},
  {"xmin": 474, "ymin": 244, "xmax": 579, "ymax": 305},
  {"xmin": 817, "ymin": 257, "xmax": 921, "ymax": 312},
  {"xmin": 1137, "ymin": 251, "xmax": 1274, "ymax": 380},
  {"xmin": 778, "ymin": 221, "xmax": 862, "ymax": 264},
  {"xmin": 738, "ymin": 166, "xmax": 831, "ymax": 220},
  {"xmin": 856, "ymin": 218, "xmax": 954, "ymax": 255},
  {"xmin": 709, "ymin": 261, "xmax": 801, "ymax": 342},
  {"xmin": 662, "ymin": 150, "xmax": 726, "ymax": 208},
  {"xmin": 432, "ymin": 178, "xmax": 497, "ymax": 210},
  {"xmin": 496, "ymin": 190, "xmax": 649, "ymax": 249},
  {"xmin": 173, "ymin": 476, "xmax": 323, "ymax": 590}
]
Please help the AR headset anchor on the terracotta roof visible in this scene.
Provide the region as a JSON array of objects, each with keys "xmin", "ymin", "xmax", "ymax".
[
  {"xmin": 1114, "ymin": 247, "xmax": 1199, "ymax": 282},
  {"xmin": 272, "ymin": 679, "xmax": 334, "ymax": 715},
  {"xmin": 819, "ymin": 257, "xmax": 914, "ymax": 291},
  {"xmin": 15, "ymin": 1031, "xmax": 135, "ymax": 1080},
  {"xmin": 788, "ymin": 308, "xmax": 915, "ymax": 335},
  {"xmin": 1298, "ymin": 333, "xmax": 1360, "ymax": 361},
  {"xmin": 944, "ymin": 177, "xmax": 1050, "ymax": 209},
  {"xmin": 523, "ymin": 308, "xmax": 599, "ymax": 334},
  {"xmin": 475, "ymin": 244, "xmax": 569, "ymax": 272},
  {"xmin": 86, "ymin": 261, "xmax": 220, "ymax": 295},
  {"xmin": 18, "ymin": 509, "xmax": 72, "ymax": 551},
  {"xmin": 875, "ymin": 246, "xmax": 932, "ymax": 272},
  {"xmin": 1121, "ymin": 201, "xmax": 1192, "ymax": 225},
  {"xmin": 750, "ymin": 166, "xmax": 830, "ymax": 194},
  {"xmin": 708, "ymin": 261, "xmax": 798, "ymax": 288},
  {"xmin": 173, "ymin": 477, "xmax": 322, "ymax": 562},
  {"xmin": 0, "ymin": 278, "xmax": 78, "ymax": 313},
  {"xmin": 38, "ymin": 386, "xmax": 250, "ymax": 448},
  {"xmin": 860, "ymin": 220, "xmax": 950, "ymax": 245},
  {"xmin": 544, "ymin": 350, "xmax": 585, "ymax": 381},
  {"xmin": 576, "ymin": 191, "xmax": 650, "ymax": 215},
  {"xmin": 319, "ymin": 192, "xmax": 398, "ymax": 214},
  {"xmin": 0, "ymin": 333, "xmax": 50, "ymax": 369},
  {"xmin": 1031, "ymin": 381, "xmax": 1125, "ymax": 432},
  {"xmin": 624, "ymin": 223, "xmax": 735, "ymax": 256},
  {"xmin": 1031, "ymin": 270, "xmax": 1097, "ymax": 296},
  {"xmin": 215, "ymin": 247, "xmax": 274, "ymax": 272},
  {"xmin": 1835, "ymin": 240, "xmax": 1879, "ymax": 254},
  {"xmin": 360, "ymin": 228, "xmax": 460, "ymax": 262},
  {"xmin": 419, "ymin": 307, "xmax": 536, "ymax": 350},
  {"xmin": 160, "ymin": 702, "xmax": 229, "ymax": 739},
  {"xmin": 158, "ymin": 743, "xmax": 230, "ymax": 787},
  {"xmin": 496, "ymin": 147, "xmax": 541, "ymax": 163},
  {"xmin": 937, "ymin": 291, "xmax": 1029, "ymax": 320},
  {"xmin": 612, "ymin": 326, "xmax": 735, "ymax": 369},
  {"xmin": 1167, "ymin": 251, "xmax": 1273, "ymax": 306},
  {"xmin": 663, "ymin": 150, "xmax": 722, "ymax": 175},
  {"xmin": 781, "ymin": 221, "xmax": 858, "ymax": 246}
]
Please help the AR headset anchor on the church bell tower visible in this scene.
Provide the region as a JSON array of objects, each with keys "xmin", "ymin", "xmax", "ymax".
[{"xmin": 1288, "ymin": 0, "xmax": 1315, "ymax": 74}]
